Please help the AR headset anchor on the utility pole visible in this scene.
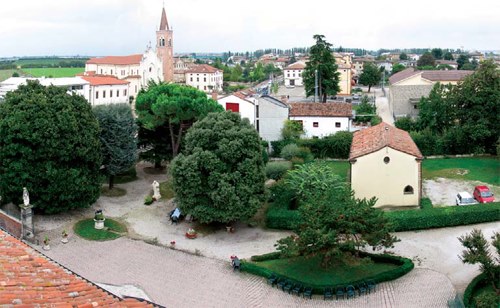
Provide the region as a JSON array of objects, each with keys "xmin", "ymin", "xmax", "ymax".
[{"xmin": 314, "ymin": 69, "xmax": 318, "ymax": 103}]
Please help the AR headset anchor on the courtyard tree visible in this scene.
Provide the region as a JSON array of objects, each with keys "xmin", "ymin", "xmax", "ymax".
[
  {"xmin": 0, "ymin": 80, "xmax": 102, "ymax": 214},
  {"xmin": 281, "ymin": 119, "xmax": 304, "ymax": 140},
  {"xmin": 303, "ymin": 34, "xmax": 340, "ymax": 102},
  {"xmin": 358, "ymin": 62, "xmax": 381, "ymax": 92},
  {"xmin": 171, "ymin": 111, "xmax": 266, "ymax": 224},
  {"xmin": 137, "ymin": 122, "xmax": 172, "ymax": 169},
  {"xmin": 458, "ymin": 229, "xmax": 499, "ymax": 296},
  {"xmin": 399, "ymin": 52, "xmax": 408, "ymax": 60},
  {"xmin": 93, "ymin": 104, "xmax": 137, "ymax": 190},
  {"xmin": 391, "ymin": 63, "xmax": 406, "ymax": 75},
  {"xmin": 276, "ymin": 163, "xmax": 398, "ymax": 267},
  {"xmin": 135, "ymin": 82, "xmax": 224, "ymax": 157},
  {"xmin": 417, "ymin": 52, "xmax": 436, "ymax": 67}
]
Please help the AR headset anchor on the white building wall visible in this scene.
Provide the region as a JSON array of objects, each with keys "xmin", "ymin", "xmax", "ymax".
[
  {"xmin": 85, "ymin": 63, "xmax": 142, "ymax": 78},
  {"xmin": 351, "ymin": 147, "xmax": 420, "ymax": 207},
  {"xmin": 89, "ymin": 84, "xmax": 130, "ymax": 106},
  {"xmin": 289, "ymin": 116, "xmax": 350, "ymax": 138},
  {"xmin": 284, "ymin": 69, "xmax": 303, "ymax": 86},
  {"xmin": 217, "ymin": 95, "xmax": 256, "ymax": 126},
  {"xmin": 186, "ymin": 71, "xmax": 223, "ymax": 93},
  {"xmin": 257, "ymin": 97, "xmax": 289, "ymax": 142},
  {"xmin": 139, "ymin": 49, "xmax": 164, "ymax": 87}
]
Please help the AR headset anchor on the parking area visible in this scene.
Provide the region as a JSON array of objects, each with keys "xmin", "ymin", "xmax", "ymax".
[{"xmin": 423, "ymin": 178, "xmax": 499, "ymax": 206}]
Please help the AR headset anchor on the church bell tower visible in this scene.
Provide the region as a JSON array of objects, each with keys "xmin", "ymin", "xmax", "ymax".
[{"xmin": 156, "ymin": 7, "xmax": 174, "ymax": 82}]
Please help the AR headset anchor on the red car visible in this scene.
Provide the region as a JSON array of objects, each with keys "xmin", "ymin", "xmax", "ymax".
[{"xmin": 473, "ymin": 186, "xmax": 495, "ymax": 203}]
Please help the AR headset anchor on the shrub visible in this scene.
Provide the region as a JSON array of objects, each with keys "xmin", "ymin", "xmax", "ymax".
[
  {"xmin": 420, "ymin": 198, "xmax": 433, "ymax": 210},
  {"xmin": 266, "ymin": 204, "xmax": 300, "ymax": 229},
  {"xmin": 297, "ymin": 131, "xmax": 352, "ymax": 159},
  {"xmin": 144, "ymin": 195, "xmax": 153, "ymax": 205},
  {"xmin": 265, "ymin": 161, "xmax": 292, "ymax": 180},
  {"xmin": 270, "ymin": 139, "xmax": 294, "ymax": 157},
  {"xmin": 280, "ymin": 143, "xmax": 300, "ymax": 160},
  {"xmin": 463, "ymin": 273, "xmax": 488, "ymax": 308},
  {"xmin": 386, "ymin": 202, "xmax": 500, "ymax": 232},
  {"xmin": 250, "ymin": 251, "xmax": 282, "ymax": 262}
]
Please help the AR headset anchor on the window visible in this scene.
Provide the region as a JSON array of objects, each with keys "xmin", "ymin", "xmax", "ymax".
[
  {"xmin": 226, "ymin": 102, "xmax": 239, "ymax": 112},
  {"xmin": 124, "ymin": 89, "xmax": 127, "ymax": 96},
  {"xmin": 168, "ymin": 39, "xmax": 172, "ymax": 47},
  {"xmin": 384, "ymin": 156, "xmax": 390, "ymax": 164},
  {"xmin": 111, "ymin": 70, "xmax": 113, "ymax": 75},
  {"xmin": 116, "ymin": 90, "xmax": 119, "ymax": 97},
  {"xmin": 404, "ymin": 185, "xmax": 414, "ymax": 194},
  {"xmin": 204, "ymin": 77, "xmax": 206, "ymax": 82},
  {"xmin": 149, "ymin": 67, "xmax": 152, "ymax": 72},
  {"xmin": 335, "ymin": 122, "xmax": 341, "ymax": 128},
  {"xmin": 204, "ymin": 86, "xmax": 207, "ymax": 91},
  {"xmin": 110, "ymin": 90, "xmax": 113, "ymax": 98},
  {"xmin": 100, "ymin": 69, "xmax": 103, "ymax": 74},
  {"xmin": 103, "ymin": 91, "xmax": 106, "ymax": 98},
  {"xmin": 96, "ymin": 91, "xmax": 99, "ymax": 99},
  {"xmin": 190, "ymin": 77, "xmax": 193, "ymax": 82},
  {"xmin": 256, "ymin": 105, "xmax": 259, "ymax": 118},
  {"xmin": 256, "ymin": 120, "xmax": 259, "ymax": 132},
  {"xmin": 197, "ymin": 77, "xmax": 199, "ymax": 82},
  {"xmin": 313, "ymin": 122, "xmax": 319, "ymax": 127}
]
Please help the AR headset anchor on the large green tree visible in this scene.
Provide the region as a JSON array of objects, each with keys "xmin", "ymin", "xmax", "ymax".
[
  {"xmin": 431, "ymin": 48, "xmax": 443, "ymax": 60},
  {"xmin": 276, "ymin": 163, "xmax": 398, "ymax": 267},
  {"xmin": 358, "ymin": 62, "xmax": 381, "ymax": 92},
  {"xmin": 417, "ymin": 83, "xmax": 456, "ymax": 133},
  {"xmin": 171, "ymin": 111, "xmax": 266, "ymax": 224},
  {"xmin": 0, "ymin": 81, "xmax": 101, "ymax": 213},
  {"xmin": 417, "ymin": 52, "xmax": 436, "ymax": 67},
  {"xmin": 93, "ymin": 104, "xmax": 137, "ymax": 190},
  {"xmin": 391, "ymin": 63, "xmax": 406, "ymax": 75},
  {"xmin": 399, "ymin": 52, "xmax": 408, "ymax": 60},
  {"xmin": 443, "ymin": 51, "xmax": 454, "ymax": 61},
  {"xmin": 303, "ymin": 34, "xmax": 340, "ymax": 102},
  {"xmin": 135, "ymin": 82, "xmax": 224, "ymax": 157},
  {"xmin": 137, "ymin": 122, "xmax": 172, "ymax": 169}
]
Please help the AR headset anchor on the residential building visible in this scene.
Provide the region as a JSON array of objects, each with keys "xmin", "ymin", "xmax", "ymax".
[
  {"xmin": 436, "ymin": 60, "xmax": 458, "ymax": 69},
  {"xmin": 256, "ymin": 95, "xmax": 290, "ymax": 142},
  {"xmin": 217, "ymin": 92, "xmax": 257, "ymax": 126},
  {"xmin": 334, "ymin": 53, "xmax": 354, "ymax": 96},
  {"xmin": 288, "ymin": 102, "xmax": 353, "ymax": 138},
  {"xmin": 284, "ymin": 61, "xmax": 306, "ymax": 87},
  {"xmin": 388, "ymin": 68, "xmax": 473, "ymax": 118},
  {"xmin": 173, "ymin": 57, "xmax": 196, "ymax": 83},
  {"xmin": 0, "ymin": 77, "xmax": 89, "ymax": 101},
  {"xmin": 81, "ymin": 75, "xmax": 130, "ymax": 106},
  {"xmin": 349, "ymin": 122, "xmax": 423, "ymax": 208},
  {"xmin": 185, "ymin": 64, "xmax": 223, "ymax": 93}
]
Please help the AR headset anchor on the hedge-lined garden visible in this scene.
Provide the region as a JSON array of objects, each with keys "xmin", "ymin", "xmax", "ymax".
[
  {"xmin": 241, "ymin": 251, "xmax": 414, "ymax": 294},
  {"xmin": 462, "ymin": 273, "xmax": 499, "ymax": 308}
]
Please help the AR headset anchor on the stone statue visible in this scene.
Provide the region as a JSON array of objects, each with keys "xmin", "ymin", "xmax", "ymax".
[
  {"xmin": 152, "ymin": 181, "xmax": 161, "ymax": 200},
  {"xmin": 23, "ymin": 187, "xmax": 30, "ymax": 206}
]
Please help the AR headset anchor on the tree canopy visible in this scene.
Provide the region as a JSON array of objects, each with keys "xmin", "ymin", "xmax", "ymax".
[
  {"xmin": 171, "ymin": 111, "xmax": 266, "ymax": 224},
  {"xmin": 399, "ymin": 52, "xmax": 408, "ymax": 60},
  {"xmin": 93, "ymin": 104, "xmax": 137, "ymax": 189},
  {"xmin": 417, "ymin": 52, "xmax": 436, "ymax": 67},
  {"xmin": 303, "ymin": 35, "xmax": 340, "ymax": 102},
  {"xmin": 0, "ymin": 81, "xmax": 101, "ymax": 213},
  {"xmin": 135, "ymin": 82, "xmax": 224, "ymax": 157},
  {"xmin": 359, "ymin": 62, "xmax": 381, "ymax": 92}
]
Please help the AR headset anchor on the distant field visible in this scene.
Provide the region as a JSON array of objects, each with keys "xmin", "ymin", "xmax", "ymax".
[
  {"xmin": 14, "ymin": 57, "xmax": 88, "ymax": 66},
  {"xmin": 0, "ymin": 69, "xmax": 21, "ymax": 82},
  {"xmin": 22, "ymin": 67, "xmax": 84, "ymax": 78}
]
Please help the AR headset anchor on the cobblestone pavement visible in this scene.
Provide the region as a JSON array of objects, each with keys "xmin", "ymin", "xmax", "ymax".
[{"xmin": 40, "ymin": 237, "xmax": 457, "ymax": 308}]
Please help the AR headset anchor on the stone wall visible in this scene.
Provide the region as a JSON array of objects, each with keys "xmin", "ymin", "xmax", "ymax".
[{"xmin": 0, "ymin": 209, "xmax": 22, "ymax": 238}]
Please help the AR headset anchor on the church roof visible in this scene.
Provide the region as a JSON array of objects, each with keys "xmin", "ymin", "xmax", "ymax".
[
  {"xmin": 86, "ymin": 55, "xmax": 143, "ymax": 65},
  {"xmin": 81, "ymin": 75, "xmax": 130, "ymax": 86},
  {"xmin": 159, "ymin": 7, "xmax": 169, "ymax": 31}
]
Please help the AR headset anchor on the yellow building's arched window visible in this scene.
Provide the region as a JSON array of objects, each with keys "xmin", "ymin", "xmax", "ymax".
[{"xmin": 404, "ymin": 185, "xmax": 414, "ymax": 195}]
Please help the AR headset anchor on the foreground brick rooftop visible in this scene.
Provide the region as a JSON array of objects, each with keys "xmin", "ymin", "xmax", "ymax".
[
  {"xmin": 0, "ymin": 230, "xmax": 155, "ymax": 307},
  {"xmin": 288, "ymin": 102, "xmax": 352, "ymax": 117},
  {"xmin": 349, "ymin": 122, "xmax": 423, "ymax": 160}
]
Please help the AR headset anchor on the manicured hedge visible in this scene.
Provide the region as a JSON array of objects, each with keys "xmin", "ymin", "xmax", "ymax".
[
  {"xmin": 270, "ymin": 132, "xmax": 353, "ymax": 159},
  {"xmin": 386, "ymin": 202, "xmax": 500, "ymax": 232},
  {"xmin": 242, "ymin": 252, "xmax": 414, "ymax": 294},
  {"xmin": 267, "ymin": 201, "xmax": 500, "ymax": 232},
  {"xmin": 463, "ymin": 273, "xmax": 488, "ymax": 308}
]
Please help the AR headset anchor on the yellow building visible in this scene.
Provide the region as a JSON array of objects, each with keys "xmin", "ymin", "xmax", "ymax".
[
  {"xmin": 349, "ymin": 122, "xmax": 423, "ymax": 208},
  {"xmin": 333, "ymin": 53, "xmax": 353, "ymax": 96}
]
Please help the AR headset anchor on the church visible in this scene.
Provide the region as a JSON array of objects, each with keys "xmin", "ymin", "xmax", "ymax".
[{"xmin": 84, "ymin": 7, "xmax": 174, "ymax": 101}]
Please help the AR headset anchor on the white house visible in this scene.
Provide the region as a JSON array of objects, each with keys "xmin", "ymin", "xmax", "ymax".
[
  {"xmin": 0, "ymin": 77, "xmax": 90, "ymax": 101},
  {"xmin": 185, "ymin": 64, "xmax": 223, "ymax": 93},
  {"xmin": 288, "ymin": 102, "xmax": 352, "ymax": 138},
  {"xmin": 284, "ymin": 61, "xmax": 306, "ymax": 86},
  {"xmin": 80, "ymin": 75, "xmax": 130, "ymax": 106},
  {"xmin": 217, "ymin": 92, "xmax": 256, "ymax": 126},
  {"xmin": 349, "ymin": 122, "xmax": 423, "ymax": 208}
]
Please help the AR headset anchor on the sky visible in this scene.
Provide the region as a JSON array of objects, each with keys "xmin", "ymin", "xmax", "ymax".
[{"xmin": 0, "ymin": 0, "xmax": 499, "ymax": 57}]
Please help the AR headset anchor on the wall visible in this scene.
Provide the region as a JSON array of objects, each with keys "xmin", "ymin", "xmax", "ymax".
[
  {"xmin": 89, "ymin": 84, "xmax": 130, "ymax": 106},
  {"xmin": 257, "ymin": 97, "xmax": 289, "ymax": 142},
  {"xmin": 284, "ymin": 69, "xmax": 303, "ymax": 86},
  {"xmin": 389, "ymin": 85, "xmax": 433, "ymax": 119},
  {"xmin": 186, "ymin": 71, "xmax": 223, "ymax": 93},
  {"xmin": 337, "ymin": 68, "xmax": 352, "ymax": 95},
  {"xmin": 289, "ymin": 116, "xmax": 350, "ymax": 138},
  {"xmin": 351, "ymin": 147, "xmax": 420, "ymax": 207},
  {"xmin": 0, "ymin": 209, "xmax": 22, "ymax": 238},
  {"xmin": 217, "ymin": 95, "xmax": 256, "ymax": 126},
  {"xmin": 85, "ymin": 63, "xmax": 141, "ymax": 79}
]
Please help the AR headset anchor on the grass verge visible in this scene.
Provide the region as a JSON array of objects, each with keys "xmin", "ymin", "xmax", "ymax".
[
  {"xmin": 73, "ymin": 218, "xmax": 127, "ymax": 241},
  {"xmin": 422, "ymin": 157, "xmax": 499, "ymax": 185},
  {"xmin": 159, "ymin": 180, "xmax": 175, "ymax": 200}
]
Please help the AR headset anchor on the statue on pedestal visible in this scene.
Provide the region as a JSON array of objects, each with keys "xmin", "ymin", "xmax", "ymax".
[
  {"xmin": 152, "ymin": 181, "xmax": 161, "ymax": 200},
  {"xmin": 23, "ymin": 187, "xmax": 30, "ymax": 206}
]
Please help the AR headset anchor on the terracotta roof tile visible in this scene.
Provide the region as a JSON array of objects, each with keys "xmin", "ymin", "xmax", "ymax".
[
  {"xmin": 421, "ymin": 70, "xmax": 473, "ymax": 81},
  {"xmin": 388, "ymin": 68, "xmax": 419, "ymax": 85},
  {"xmin": 86, "ymin": 55, "xmax": 143, "ymax": 65},
  {"xmin": 186, "ymin": 64, "xmax": 221, "ymax": 74},
  {"xmin": 284, "ymin": 61, "xmax": 306, "ymax": 70},
  {"xmin": 349, "ymin": 122, "xmax": 423, "ymax": 160},
  {"xmin": 0, "ymin": 230, "xmax": 156, "ymax": 307},
  {"xmin": 80, "ymin": 76, "xmax": 129, "ymax": 86},
  {"xmin": 288, "ymin": 102, "xmax": 352, "ymax": 117}
]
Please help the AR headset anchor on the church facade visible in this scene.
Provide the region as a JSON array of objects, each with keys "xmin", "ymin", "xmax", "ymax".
[{"xmin": 84, "ymin": 7, "xmax": 174, "ymax": 100}]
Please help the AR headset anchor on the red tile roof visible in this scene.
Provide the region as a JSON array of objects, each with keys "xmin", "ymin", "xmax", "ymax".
[
  {"xmin": 81, "ymin": 76, "xmax": 129, "ymax": 86},
  {"xmin": 0, "ymin": 230, "xmax": 155, "ymax": 307},
  {"xmin": 388, "ymin": 68, "xmax": 419, "ymax": 85},
  {"xmin": 284, "ymin": 61, "xmax": 306, "ymax": 70},
  {"xmin": 86, "ymin": 55, "xmax": 143, "ymax": 65},
  {"xmin": 288, "ymin": 102, "xmax": 352, "ymax": 117},
  {"xmin": 349, "ymin": 122, "xmax": 423, "ymax": 160},
  {"xmin": 421, "ymin": 70, "xmax": 473, "ymax": 81},
  {"xmin": 186, "ymin": 64, "xmax": 221, "ymax": 74}
]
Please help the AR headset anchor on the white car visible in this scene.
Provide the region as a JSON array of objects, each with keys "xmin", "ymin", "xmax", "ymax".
[{"xmin": 455, "ymin": 192, "xmax": 477, "ymax": 206}]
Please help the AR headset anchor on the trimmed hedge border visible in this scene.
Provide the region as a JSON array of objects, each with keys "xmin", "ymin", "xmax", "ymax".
[
  {"xmin": 241, "ymin": 252, "xmax": 414, "ymax": 294},
  {"xmin": 463, "ymin": 273, "xmax": 488, "ymax": 308},
  {"xmin": 266, "ymin": 202, "xmax": 500, "ymax": 231}
]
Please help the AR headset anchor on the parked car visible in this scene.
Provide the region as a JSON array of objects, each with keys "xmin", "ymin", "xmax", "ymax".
[
  {"xmin": 455, "ymin": 192, "xmax": 477, "ymax": 206},
  {"xmin": 473, "ymin": 185, "xmax": 495, "ymax": 203},
  {"xmin": 352, "ymin": 94, "xmax": 360, "ymax": 100}
]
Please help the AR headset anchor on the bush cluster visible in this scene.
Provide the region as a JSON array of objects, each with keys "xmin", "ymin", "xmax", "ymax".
[
  {"xmin": 462, "ymin": 273, "xmax": 488, "ymax": 308},
  {"xmin": 242, "ymin": 252, "xmax": 413, "ymax": 294},
  {"xmin": 265, "ymin": 161, "xmax": 292, "ymax": 180}
]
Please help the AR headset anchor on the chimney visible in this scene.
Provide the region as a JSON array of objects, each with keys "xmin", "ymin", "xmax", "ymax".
[{"xmin": 211, "ymin": 91, "xmax": 218, "ymax": 100}]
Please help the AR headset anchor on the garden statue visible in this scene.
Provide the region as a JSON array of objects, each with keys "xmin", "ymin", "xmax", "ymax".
[
  {"xmin": 152, "ymin": 181, "xmax": 161, "ymax": 200},
  {"xmin": 23, "ymin": 187, "xmax": 30, "ymax": 206}
]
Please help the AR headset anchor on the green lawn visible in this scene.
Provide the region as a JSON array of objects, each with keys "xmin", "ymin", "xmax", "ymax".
[
  {"xmin": 160, "ymin": 180, "xmax": 175, "ymax": 200},
  {"xmin": 324, "ymin": 161, "xmax": 350, "ymax": 182},
  {"xmin": 422, "ymin": 157, "xmax": 499, "ymax": 185},
  {"xmin": 15, "ymin": 57, "xmax": 88, "ymax": 66},
  {"xmin": 0, "ymin": 69, "xmax": 22, "ymax": 82},
  {"xmin": 73, "ymin": 218, "xmax": 127, "ymax": 241},
  {"xmin": 256, "ymin": 254, "xmax": 397, "ymax": 286},
  {"xmin": 22, "ymin": 67, "xmax": 84, "ymax": 78}
]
